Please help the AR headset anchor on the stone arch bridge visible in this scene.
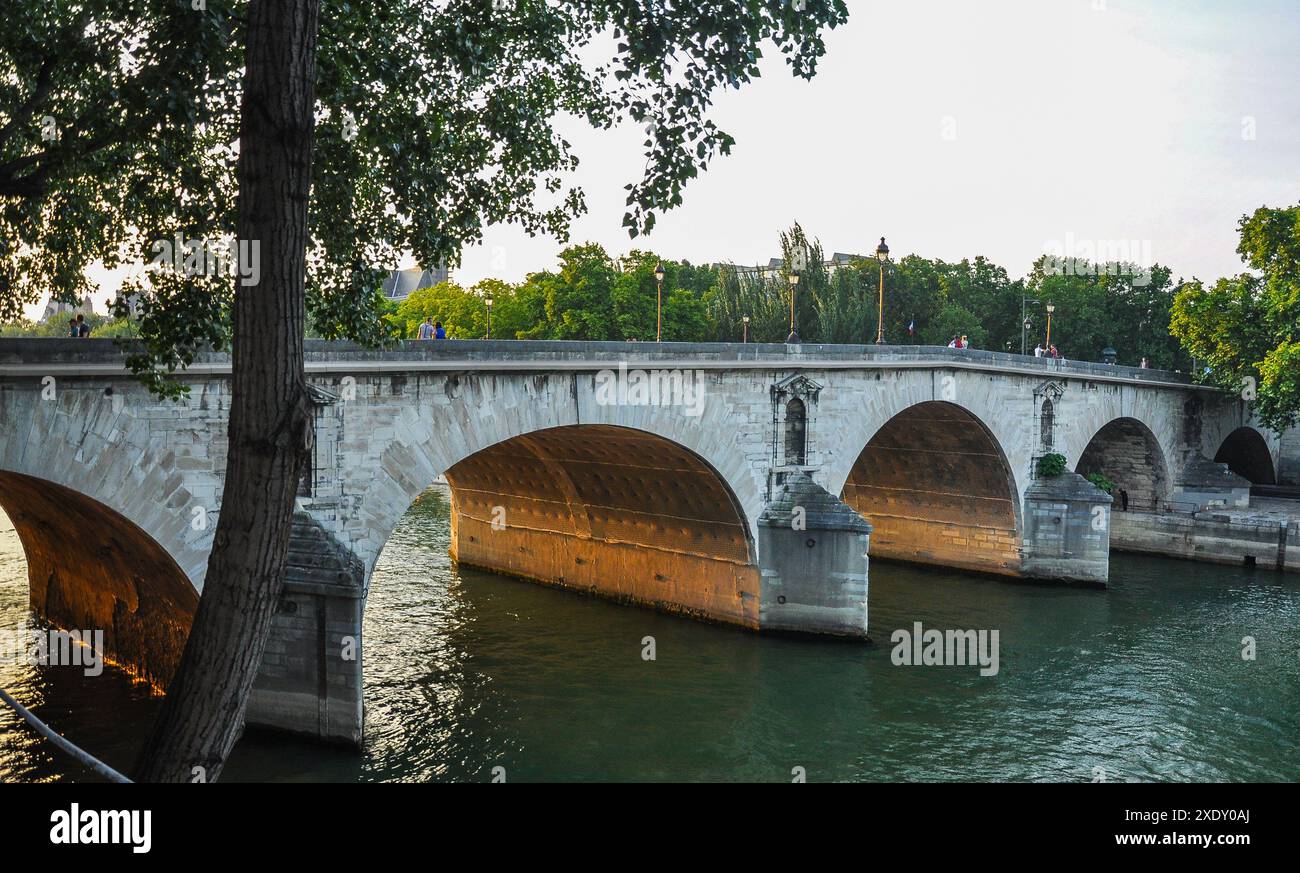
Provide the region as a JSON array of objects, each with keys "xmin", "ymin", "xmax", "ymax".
[{"xmin": 0, "ymin": 339, "xmax": 1284, "ymax": 744}]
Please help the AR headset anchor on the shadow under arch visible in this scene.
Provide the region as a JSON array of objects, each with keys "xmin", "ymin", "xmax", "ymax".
[
  {"xmin": 1214, "ymin": 427, "xmax": 1276, "ymax": 485},
  {"xmin": 441, "ymin": 424, "xmax": 761, "ymax": 628},
  {"xmin": 840, "ymin": 401, "xmax": 1023, "ymax": 576},
  {"xmin": 1076, "ymin": 417, "xmax": 1171, "ymax": 511},
  {"xmin": 0, "ymin": 471, "xmax": 197, "ymax": 689}
]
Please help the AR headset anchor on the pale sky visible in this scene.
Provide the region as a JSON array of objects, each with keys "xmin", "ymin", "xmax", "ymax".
[
  {"xmin": 456, "ymin": 0, "xmax": 1300, "ymax": 286},
  {"xmin": 53, "ymin": 0, "xmax": 1300, "ymax": 316}
]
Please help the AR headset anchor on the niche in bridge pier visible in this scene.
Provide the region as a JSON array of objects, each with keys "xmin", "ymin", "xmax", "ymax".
[
  {"xmin": 443, "ymin": 425, "xmax": 762, "ymax": 628},
  {"xmin": 784, "ymin": 398, "xmax": 807, "ymax": 466},
  {"xmin": 1214, "ymin": 427, "xmax": 1276, "ymax": 485},
  {"xmin": 841, "ymin": 401, "xmax": 1022, "ymax": 576},
  {"xmin": 1076, "ymin": 418, "xmax": 1170, "ymax": 511},
  {"xmin": 769, "ymin": 374, "xmax": 823, "ymax": 494},
  {"xmin": 0, "ymin": 472, "xmax": 197, "ymax": 689},
  {"xmin": 1033, "ymin": 381, "xmax": 1064, "ymax": 453}
]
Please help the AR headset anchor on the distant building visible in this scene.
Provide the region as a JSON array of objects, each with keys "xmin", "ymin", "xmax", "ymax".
[
  {"xmin": 40, "ymin": 295, "xmax": 94, "ymax": 322},
  {"xmin": 718, "ymin": 252, "xmax": 869, "ymax": 279},
  {"xmin": 381, "ymin": 263, "xmax": 451, "ymax": 301}
]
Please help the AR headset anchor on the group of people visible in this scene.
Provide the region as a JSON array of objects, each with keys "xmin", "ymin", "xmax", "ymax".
[
  {"xmin": 1033, "ymin": 343, "xmax": 1061, "ymax": 359},
  {"xmin": 417, "ymin": 317, "xmax": 447, "ymax": 340},
  {"xmin": 66, "ymin": 314, "xmax": 90, "ymax": 338},
  {"xmin": 946, "ymin": 335, "xmax": 971, "ymax": 349}
]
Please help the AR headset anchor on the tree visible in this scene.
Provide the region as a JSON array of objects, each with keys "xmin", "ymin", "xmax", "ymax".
[
  {"xmin": 874, "ymin": 255, "xmax": 941, "ymax": 345},
  {"xmin": 2, "ymin": 2, "xmax": 849, "ymax": 780},
  {"xmin": 612, "ymin": 249, "xmax": 661, "ymax": 341},
  {"xmin": 509, "ymin": 272, "xmax": 555, "ymax": 340},
  {"xmin": 471, "ymin": 278, "xmax": 520, "ymax": 339},
  {"xmin": 131, "ymin": 0, "xmax": 320, "ymax": 783},
  {"xmin": 663, "ymin": 287, "xmax": 709, "ymax": 342},
  {"xmin": 932, "ymin": 302, "xmax": 986, "ymax": 349},
  {"xmin": 545, "ymin": 243, "xmax": 619, "ymax": 339},
  {"xmin": 705, "ymin": 263, "xmax": 787, "ymax": 343},
  {"xmin": 394, "ymin": 281, "xmax": 489, "ymax": 338},
  {"xmin": 0, "ymin": 1, "xmax": 240, "ymax": 323},
  {"xmin": 1028, "ymin": 255, "xmax": 1188, "ymax": 366},
  {"xmin": 1171, "ymin": 202, "xmax": 1300, "ymax": 430}
]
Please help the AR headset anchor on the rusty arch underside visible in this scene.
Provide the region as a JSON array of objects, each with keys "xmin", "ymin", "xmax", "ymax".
[
  {"xmin": 0, "ymin": 471, "xmax": 197, "ymax": 689},
  {"xmin": 840, "ymin": 401, "xmax": 1022, "ymax": 576},
  {"xmin": 444, "ymin": 424, "xmax": 762, "ymax": 627}
]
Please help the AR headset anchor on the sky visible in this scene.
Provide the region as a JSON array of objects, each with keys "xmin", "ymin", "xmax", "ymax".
[{"xmin": 55, "ymin": 0, "xmax": 1300, "ymax": 316}]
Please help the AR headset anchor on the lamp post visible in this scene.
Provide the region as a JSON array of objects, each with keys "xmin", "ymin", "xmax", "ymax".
[
  {"xmin": 1021, "ymin": 295, "xmax": 1040, "ymax": 355},
  {"xmin": 875, "ymin": 236, "xmax": 889, "ymax": 344},
  {"xmin": 485, "ymin": 294, "xmax": 493, "ymax": 339},
  {"xmin": 786, "ymin": 270, "xmax": 801, "ymax": 344},
  {"xmin": 654, "ymin": 262, "xmax": 665, "ymax": 342},
  {"xmin": 742, "ymin": 315, "xmax": 750, "ymax": 344},
  {"xmin": 1045, "ymin": 302, "xmax": 1055, "ymax": 349}
]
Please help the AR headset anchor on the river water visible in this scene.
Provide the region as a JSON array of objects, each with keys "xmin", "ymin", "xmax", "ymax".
[{"xmin": 2, "ymin": 485, "xmax": 1297, "ymax": 782}]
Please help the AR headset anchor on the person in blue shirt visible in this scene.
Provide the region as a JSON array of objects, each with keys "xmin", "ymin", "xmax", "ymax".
[{"xmin": 434, "ymin": 322, "xmax": 446, "ymax": 339}]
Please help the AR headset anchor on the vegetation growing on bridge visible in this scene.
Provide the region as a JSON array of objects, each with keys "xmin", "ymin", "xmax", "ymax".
[
  {"xmin": 1086, "ymin": 472, "xmax": 1116, "ymax": 494},
  {"xmin": 1036, "ymin": 453, "xmax": 1067, "ymax": 478}
]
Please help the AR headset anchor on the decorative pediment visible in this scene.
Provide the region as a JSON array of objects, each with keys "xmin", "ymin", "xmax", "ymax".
[
  {"xmin": 1033, "ymin": 380, "xmax": 1065, "ymax": 402},
  {"xmin": 771, "ymin": 373, "xmax": 823, "ymax": 403},
  {"xmin": 307, "ymin": 383, "xmax": 343, "ymax": 406}
]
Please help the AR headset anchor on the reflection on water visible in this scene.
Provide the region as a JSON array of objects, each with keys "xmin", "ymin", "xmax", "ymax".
[{"xmin": 2, "ymin": 488, "xmax": 1298, "ymax": 782}]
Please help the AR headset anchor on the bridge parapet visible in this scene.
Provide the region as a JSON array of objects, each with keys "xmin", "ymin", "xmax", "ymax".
[{"xmin": 0, "ymin": 338, "xmax": 1200, "ymax": 388}]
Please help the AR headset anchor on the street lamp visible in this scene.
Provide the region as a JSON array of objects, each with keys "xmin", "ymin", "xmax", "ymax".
[
  {"xmin": 786, "ymin": 270, "xmax": 801, "ymax": 344},
  {"xmin": 875, "ymin": 236, "xmax": 889, "ymax": 344},
  {"xmin": 742, "ymin": 315, "xmax": 750, "ymax": 344},
  {"xmin": 1021, "ymin": 295, "xmax": 1040, "ymax": 355},
  {"xmin": 654, "ymin": 262, "xmax": 665, "ymax": 342},
  {"xmin": 485, "ymin": 294, "xmax": 493, "ymax": 339},
  {"xmin": 1045, "ymin": 302, "xmax": 1056, "ymax": 349}
]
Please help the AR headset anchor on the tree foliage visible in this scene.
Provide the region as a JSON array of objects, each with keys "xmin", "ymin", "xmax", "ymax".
[
  {"xmin": 1, "ymin": 0, "xmax": 848, "ymax": 390},
  {"xmin": 1170, "ymin": 203, "xmax": 1300, "ymax": 430}
]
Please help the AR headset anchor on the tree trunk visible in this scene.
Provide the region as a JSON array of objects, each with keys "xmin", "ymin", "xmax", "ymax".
[{"xmin": 133, "ymin": 0, "xmax": 320, "ymax": 783}]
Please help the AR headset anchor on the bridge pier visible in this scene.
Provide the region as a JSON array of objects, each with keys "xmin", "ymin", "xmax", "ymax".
[
  {"xmin": 247, "ymin": 513, "xmax": 365, "ymax": 746},
  {"xmin": 1021, "ymin": 471, "xmax": 1113, "ymax": 583},
  {"xmin": 1281, "ymin": 426, "xmax": 1300, "ymax": 486},
  {"xmin": 758, "ymin": 472, "xmax": 871, "ymax": 638},
  {"xmin": 1171, "ymin": 451, "xmax": 1252, "ymax": 510}
]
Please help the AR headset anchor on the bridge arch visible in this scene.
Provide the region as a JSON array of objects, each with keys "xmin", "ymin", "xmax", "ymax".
[
  {"xmin": 438, "ymin": 424, "xmax": 760, "ymax": 626},
  {"xmin": 0, "ymin": 471, "xmax": 197, "ymax": 688},
  {"xmin": 1075, "ymin": 417, "xmax": 1171, "ymax": 511},
  {"xmin": 346, "ymin": 370, "xmax": 765, "ymax": 583},
  {"xmin": 1214, "ymin": 426, "xmax": 1276, "ymax": 485},
  {"xmin": 838, "ymin": 401, "xmax": 1023, "ymax": 576}
]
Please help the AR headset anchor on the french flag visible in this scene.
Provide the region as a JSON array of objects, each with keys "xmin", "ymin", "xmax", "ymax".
[{"xmin": 907, "ymin": 319, "xmax": 915, "ymax": 336}]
